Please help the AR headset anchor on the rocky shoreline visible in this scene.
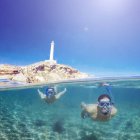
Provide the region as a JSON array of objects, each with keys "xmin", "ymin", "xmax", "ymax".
[{"xmin": 0, "ymin": 61, "xmax": 89, "ymax": 84}]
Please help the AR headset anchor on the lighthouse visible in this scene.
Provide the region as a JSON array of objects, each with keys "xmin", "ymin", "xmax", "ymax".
[
  {"xmin": 45, "ymin": 41, "xmax": 57, "ymax": 64},
  {"xmin": 49, "ymin": 41, "xmax": 54, "ymax": 61}
]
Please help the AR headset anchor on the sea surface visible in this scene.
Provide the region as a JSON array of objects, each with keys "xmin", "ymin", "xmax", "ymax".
[{"xmin": 0, "ymin": 77, "xmax": 140, "ymax": 140}]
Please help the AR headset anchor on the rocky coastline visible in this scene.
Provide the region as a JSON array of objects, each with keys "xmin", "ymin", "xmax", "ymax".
[{"xmin": 0, "ymin": 61, "xmax": 89, "ymax": 84}]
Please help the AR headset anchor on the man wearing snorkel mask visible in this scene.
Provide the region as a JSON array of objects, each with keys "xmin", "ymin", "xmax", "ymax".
[
  {"xmin": 81, "ymin": 94, "xmax": 117, "ymax": 121},
  {"xmin": 38, "ymin": 85, "xmax": 67, "ymax": 104}
]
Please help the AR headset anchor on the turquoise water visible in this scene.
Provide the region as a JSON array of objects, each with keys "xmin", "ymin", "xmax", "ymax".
[{"xmin": 0, "ymin": 78, "xmax": 140, "ymax": 140}]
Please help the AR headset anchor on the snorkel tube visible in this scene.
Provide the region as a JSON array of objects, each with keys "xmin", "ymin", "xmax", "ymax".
[{"xmin": 100, "ymin": 83, "xmax": 115, "ymax": 105}]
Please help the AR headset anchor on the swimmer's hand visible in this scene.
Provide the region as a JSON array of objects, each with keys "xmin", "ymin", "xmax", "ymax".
[
  {"xmin": 81, "ymin": 102, "xmax": 87, "ymax": 109},
  {"xmin": 37, "ymin": 89, "xmax": 41, "ymax": 95},
  {"xmin": 99, "ymin": 82, "xmax": 110, "ymax": 87},
  {"xmin": 38, "ymin": 89, "xmax": 46, "ymax": 99},
  {"xmin": 63, "ymin": 88, "xmax": 67, "ymax": 92},
  {"xmin": 81, "ymin": 111, "xmax": 89, "ymax": 119}
]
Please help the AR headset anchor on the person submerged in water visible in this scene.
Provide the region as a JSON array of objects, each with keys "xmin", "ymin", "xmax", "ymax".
[
  {"xmin": 81, "ymin": 94, "xmax": 117, "ymax": 121},
  {"xmin": 38, "ymin": 86, "xmax": 67, "ymax": 104}
]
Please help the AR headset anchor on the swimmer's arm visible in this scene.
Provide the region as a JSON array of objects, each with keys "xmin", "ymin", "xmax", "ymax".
[
  {"xmin": 37, "ymin": 89, "xmax": 46, "ymax": 99},
  {"xmin": 86, "ymin": 104, "xmax": 97, "ymax": 114},
  {"xmin": 111, "ymin": 107, "xmax": 117, "ymax": 117},
  {"xmin": 55, "ymin": 88, "xmax": 67, "ymax": 99},
  {"xmin": 54, "ymin": 85, "xmax": 58, "ymax": 93},
  {"xmin": 81, "ymin": 103, "xmax": 97, "ymax": 114}
]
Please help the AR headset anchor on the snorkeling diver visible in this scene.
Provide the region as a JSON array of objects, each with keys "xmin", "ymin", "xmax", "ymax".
[
  {"xmin": 38, "ymin": 86, "xmax": 67, "ymax": 104},
  {"xmin": 81, "ymin": 83, "xmax": 117, "ymax": 121}
]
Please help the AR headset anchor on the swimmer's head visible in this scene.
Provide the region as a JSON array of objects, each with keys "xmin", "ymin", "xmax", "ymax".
[
  {"xmin": 98, "ymin": 94, "xmax": 111, "ymax": 102},
  {"xmin": 98, "ymin": 94, "xmax": 112, "ymax": 115}
]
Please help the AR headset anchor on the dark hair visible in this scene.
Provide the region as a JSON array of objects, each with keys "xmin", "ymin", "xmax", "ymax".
[{"xmin": 98, "ymin": 94, "xmax": 111, "ymax": 102}]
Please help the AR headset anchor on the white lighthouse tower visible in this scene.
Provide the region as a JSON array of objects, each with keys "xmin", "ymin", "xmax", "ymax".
[
  {"xmin": 49, "ymin": 41, "xmax": 54, "ymax": 61},
  {"xmin": 45, "ymin": 41, "xmax": 57, "ymax": 64}
]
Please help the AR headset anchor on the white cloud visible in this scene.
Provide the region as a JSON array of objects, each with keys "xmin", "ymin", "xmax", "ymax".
[{"xmin": 84, "ymin": 27, "xmax": 89, "ymax": 32}]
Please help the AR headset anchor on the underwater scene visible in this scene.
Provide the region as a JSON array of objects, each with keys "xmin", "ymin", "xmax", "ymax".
[{"xmin": 0, "ymin": 78, "xmax": 140, "ymax": 140}]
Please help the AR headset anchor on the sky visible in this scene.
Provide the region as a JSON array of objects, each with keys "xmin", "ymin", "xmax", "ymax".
[{"xmin": 0, "ymin": 0, "xmax": 140, "ymax": 76}]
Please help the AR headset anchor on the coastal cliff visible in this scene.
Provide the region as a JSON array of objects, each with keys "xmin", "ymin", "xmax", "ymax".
[{"xmin": 0, "ymin": 61, "xmax": 89, "ymax": 83}]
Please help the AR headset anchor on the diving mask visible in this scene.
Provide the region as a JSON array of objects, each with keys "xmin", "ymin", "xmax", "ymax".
[{"xmin": 98, "ymin": 101, "xmax": 112, "ymax": 115}]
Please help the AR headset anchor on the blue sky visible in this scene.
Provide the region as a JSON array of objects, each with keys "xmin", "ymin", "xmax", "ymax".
[{"xmin": 0, "ymin": 0, "xmax": 140, "ymax": 76}]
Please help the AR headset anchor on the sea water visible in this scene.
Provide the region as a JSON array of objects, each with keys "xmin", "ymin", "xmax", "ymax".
[{"xmin": 0, "ymin": 78, "xmax": 140, "ymax": 140}]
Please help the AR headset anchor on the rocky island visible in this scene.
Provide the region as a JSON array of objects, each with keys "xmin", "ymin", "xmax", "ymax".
[
  {"xmin": 0, "ymin": 61, "xmax": 89, "ymax": 84},
  {"xmin": 0, "ymin": 41, "xmax": 90, "ymax": 85}
]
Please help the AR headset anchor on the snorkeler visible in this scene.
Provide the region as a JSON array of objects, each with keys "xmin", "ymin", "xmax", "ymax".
[
  {"xmin": 38, "ymin": 86, "xmax": 67, "ymax": 104},
  {"xmin": 81, "ymin": 83, "xmax": 117, "ymax": 121}
]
